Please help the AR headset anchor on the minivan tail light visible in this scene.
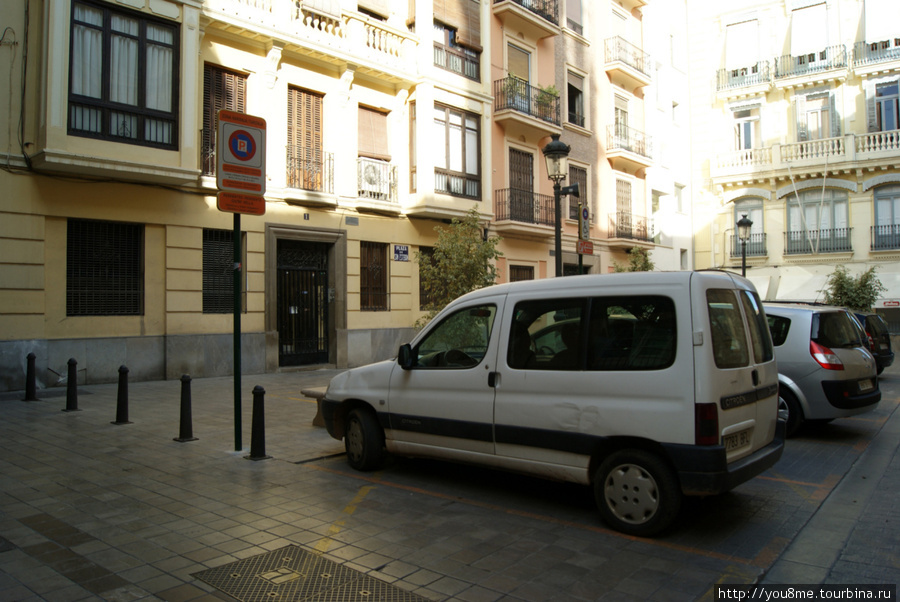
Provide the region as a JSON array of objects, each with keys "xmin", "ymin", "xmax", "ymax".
[
  {"xmin": 695, "ymin": 403, "xmax": 719, "ymax": 446},
  {"xmin": 810, "ymin": 340, "xmax": 844, "ymax": 370}
]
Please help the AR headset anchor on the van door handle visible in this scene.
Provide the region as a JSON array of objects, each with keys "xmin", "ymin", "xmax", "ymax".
[
  {"xmin": 751, "ymin": 369, "xmax": 759, "ymax": 386},
  {"xmin": 488, "ymin": 372, "xmax": 499, "ymax": 388}
]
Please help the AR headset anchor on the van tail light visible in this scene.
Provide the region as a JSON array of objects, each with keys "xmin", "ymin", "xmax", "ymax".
[
  {"xmin": 810, "ymin": 340, "xmax": 844, "ymax": 370},
  {"xmin": 695, "ymin": 403, "xmax": 719, "ymax": 446}
]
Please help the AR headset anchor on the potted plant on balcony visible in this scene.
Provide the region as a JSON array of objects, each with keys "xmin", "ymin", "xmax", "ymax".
[
  {"xmin": 535, "ymin": 84, "xmax": 559, "ymax": 120},
  {"xmin": 503, "ymin": 75, "xmax": 528, "ymax": 111}
]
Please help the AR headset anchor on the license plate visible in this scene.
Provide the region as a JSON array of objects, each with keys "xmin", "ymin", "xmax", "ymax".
[
  {"xmin": 880, "ymin": 343, "xmax": 888, "ymax": 351},
  {"xmin": 724, "ymin": 428, "xmax": 752, "ymax": 451},
  {"xmin": 859, "ymin": 378, "xmax": 874, "ymax": 392}
]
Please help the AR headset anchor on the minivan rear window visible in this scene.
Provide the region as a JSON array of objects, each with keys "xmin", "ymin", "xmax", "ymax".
[
  {"xmin": 707, "ymin": 289, "xmax": 750, "ymax": 368},
  {"xmin": 813, "ymin": 311, "xmax": 863, "ymax": 349}
]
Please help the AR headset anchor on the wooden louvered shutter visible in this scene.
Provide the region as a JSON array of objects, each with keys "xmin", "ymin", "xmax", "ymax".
[
  {"xmin": 434, "ymin": 0, "xmax": 481, "ymax": 52},
  {"xmin": 288, "ymin": 87, "xmax": 324, "ymax": 190},
  {"xmin": 865, "ymin": 79, "xmax": 879, "ymax": 132},
  {"xmin": 358, "ymin": 106, "xmax": 390, "ymax": 160},
  {"xmin": 202, "ymin": 65, "xmax": 246, "ymax": 174},
  {"xmin": 830, "ymin": 91, "xmax": 841, "ymax": 137}
]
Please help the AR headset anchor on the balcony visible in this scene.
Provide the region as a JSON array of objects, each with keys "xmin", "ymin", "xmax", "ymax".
[
  {"xmin": 784, "ymin": 229, "xmax": 852, "ymax": 255},
  {"xmin": 492, "ymin": 0, "xmax": 559, "ymax": 41},
  {"xmin": 357, "ymin": 157, "xmax": 399, "ymax": 214},
  {"xmin": 608, "ymin": 212, "xmax": 652, "ymax": 249},
  {"xmin": 201, "ymin": 0, "xmax": 418, "ymax": 85},
  {"xmin": 774, "ymin": 45, "xmax": 847, "ymax": 88},
  {"xmin": 729, "ymin": 233, "xmax": 768, "ymax": 258},
  {"xmin": 433, "ymin": 43, "xmax": 480, "ymax": 81},
  {"xmin": 712, "ymin": 130, "xmax": 900, "ymax": 185},
  {"xmin": 715, "ymin": 61, "xmax": 772, "ymax": 100},
  {"xmin": 493, "ymin": 77, "xmax": 562, "ymax": 141},
  {"xmin": 285, "ymin": 146, "xmax": 334, "ymax": 203},
  {"xmin": 493, "ymin": 188, "xmax": 556, "ymax": 239},
  {"xmin": 606, "ymin": 124, "xmax": 653, "ymax": 172},
  {"xmin": 871, "ymin": 224, "xmax": 900, "ymax": 251},
  {"xmin": 604, "ymin": 37, "xmax": 651, "ymax": 91},
  {"xmin": 853, "ymin": 40, "xmax": 900, "ymax": 77}
]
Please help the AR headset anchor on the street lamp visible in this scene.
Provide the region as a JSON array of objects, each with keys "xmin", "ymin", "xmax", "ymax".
[
  {"xmin": 737, "ymin": 213, "xmax": 753, "ymax": 277},
  {"xmin": 542, "ymin": 134, "xmax": 579, "ymax": 277}
]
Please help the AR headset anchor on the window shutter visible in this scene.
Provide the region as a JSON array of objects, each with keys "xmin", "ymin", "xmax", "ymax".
[
  {"xmin": 358, "ymin": 106, "xmax": 390, "ymax": 160},
  {"xmin": 830, "ymin": 92, "xmax": 841, "ymax": 137},
  {"xmin": 435, "ymin": 0, "xmax": 481, "ymax": 52},
  {"xmin": 865, "ymin": 79, "xmax": 879, "ymax": 132},
  {"xmin": 794, "ymin": 95, "xmax": 809, "ymax": 141}
]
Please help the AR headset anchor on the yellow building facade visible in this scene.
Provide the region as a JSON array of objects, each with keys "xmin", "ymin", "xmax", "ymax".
[{"xmin": 0, "ymin": 0, "xmax": 677, "ymax": 391}]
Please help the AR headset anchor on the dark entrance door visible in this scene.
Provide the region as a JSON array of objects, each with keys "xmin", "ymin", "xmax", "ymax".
[{"xmin": 277, "ymin": 239, "xmax": 329, "ymax": 366}]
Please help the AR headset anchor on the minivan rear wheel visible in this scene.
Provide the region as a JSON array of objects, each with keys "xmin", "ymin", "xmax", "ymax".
[
  {"xmin": 778, "ymin": 388, "xmax": 803, "ymax": 437},
  {"xmin": 345, "ymin": 408, "xmax": 385, "ymax": 471},
  {"xmin": 593, "ymin": 450, "xmax": 681, "ymax": 537}
]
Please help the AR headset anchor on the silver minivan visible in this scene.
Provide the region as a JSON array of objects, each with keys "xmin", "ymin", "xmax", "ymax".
[{"xmin": 321, "ymin": 271, "xmax": 784, "ymax": 536}]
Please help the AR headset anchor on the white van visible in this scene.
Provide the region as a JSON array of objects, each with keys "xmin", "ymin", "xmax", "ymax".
[{"xmin": 320, "ymin": 271, "xmax": 784, "ymax": 536}]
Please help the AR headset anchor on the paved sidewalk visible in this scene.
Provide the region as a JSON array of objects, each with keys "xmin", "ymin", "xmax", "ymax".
[{"xmin": 1, "ymin": 367, "xmax": 898, "ymax": 601}]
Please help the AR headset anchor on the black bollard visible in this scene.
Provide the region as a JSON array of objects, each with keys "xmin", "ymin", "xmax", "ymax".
[
  {"xmin": 63, "ymin": 358, "xmax": 80, "ymax": 412},
  {"xmin": 24, "ymin": 352, "xmax": 38, "ymax": 401},
  {"xmin": 174, "ymin": 374, "xmax": 197, "ymax": 442},
  {"xmin": 112, "ymin": 365, "xmax": 132, "ymax": 425},
  {"xmin": 245, "ymin": 385, "xmax": 271, "ymax": 461}
]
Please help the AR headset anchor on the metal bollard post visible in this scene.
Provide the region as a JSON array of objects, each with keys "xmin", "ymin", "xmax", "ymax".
[
  {"xmin": 63, "ymin": 358, "xmax": 80, "ymax": 412},
  {"xmin": 245, "ymin": 385, "xmax": 271, "ymax": 461},
  {"xmin": 24, "ymin": 352, "xmax": 38, "ymax": 401},
  {"xmin": 112, "ymin": 365, "xmax": 132, "ymax": 425},
  {"xmin": 174, "ymin": 374, "xmax": 198, "ymax": 442}
]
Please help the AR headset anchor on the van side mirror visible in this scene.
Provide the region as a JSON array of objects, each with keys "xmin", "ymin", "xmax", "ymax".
[{"xmin": 398, "ymin": 344, "xmax": 415, "ymax": 369}]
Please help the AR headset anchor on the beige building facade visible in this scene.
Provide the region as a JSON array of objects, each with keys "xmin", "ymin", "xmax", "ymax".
[
  {"xmin": 687, "ymin": 0, "xmax": 900, "ymax": 329},
  {"xmin": 0, "ymin": 0, "xmax": 684, "ymax": 392}
]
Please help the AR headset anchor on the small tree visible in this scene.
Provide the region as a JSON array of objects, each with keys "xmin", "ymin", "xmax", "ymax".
[
  {"xmin": 613, "ymin": 246, "xmax": 655, "ymax": 272},
  {"xmin": 823, "ymin": 265, "xmax": 886, "ymax": 311},
  {"xmin": 416, "ymin": 207, "xmax": 502, "ymax": 327}
]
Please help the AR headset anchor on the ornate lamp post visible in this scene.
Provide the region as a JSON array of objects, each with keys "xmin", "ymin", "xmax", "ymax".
[
  {"xmin": 542, "ymin": 134, "xmax": 579, "ymax": 277},
  {"xmin": 737, "ymin": 213, "xmax": 753, "ymax": 277}
]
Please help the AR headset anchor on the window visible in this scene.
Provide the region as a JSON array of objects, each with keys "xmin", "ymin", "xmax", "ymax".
[
  {"xmin": 873, "ymin": 185, "xmax": 900, "ymax": 249},
  {"xmin": 509, "ymin": 266, "xmax": 534, "ymax": 282},
  {"xmin": 69, "ymin": 1, "xmax": 178, "ymax": 148},
  {"xmin": 795, "ymin": 90, "xmax": 839, "ymax": 141},
  {"xmin": 567, "ymin": 72, "xmax": 585, "ymax": 127},
  {"xmin": 875, "ymin": 82, "xmax": 899, "ymax": 131},
  {"xmin": 733, "ymin": 108, "xmax": 760, "ymax": 150},
  {"xmin": 433, "ymin": 104, "xmax": 481, "ymax": 199},
  {"xmin": 733, "ymin": 198, "xmax": 765, "ymax": 256},
  {"xmin": 786, "ymin": 189, "xmax": 850, "ymax": 254},
  {"xmin": 433, "ymin": 22, "xmax": 480, "ymax": 81},
  {"xmin": 67, "ymin": 219, "xmax": 143, "ymax": 316},
  {"xmin": 203, "ymin": 229, "xmax": 246, "ymax": 313},
  {"xmin": 566, "ymin": 0, "xmax": 582, "ymax": 35},
  {"xmin": 360, "ymin": 241, "xmax": 388, "ymax": 311},
  {"xmin": 614, "ymin": 95, "xmax": 629, "ymax": 137},
  {"xmin": 675, "ymin": 184, "xmax": 685, "ymax": 213},
  {"xmin": 202, "ymin": 65, "xmax": 247, "ymax": 175},
  {"xmin": 568, "ymin": 165, "xmax": 587, "ymax": 220},
  {"xmin": 411, "ymin": 304, "xmax": 497, "ymax": 369},
  {"xmin": 707, "ymin": 289, "xmax": 749, "ymax": 369},
  {"xmin": 288, "ymin": 87, "xmax": 327, "ymax": 192},
  {"xmin": 507, "ymin": 44, "xmax": 530, "ymax": 83}
]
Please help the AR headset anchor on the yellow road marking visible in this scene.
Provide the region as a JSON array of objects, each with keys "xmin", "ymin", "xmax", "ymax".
[{"xmin": 313, "ymin": 485, "xmax": 375, "ymax": 555}]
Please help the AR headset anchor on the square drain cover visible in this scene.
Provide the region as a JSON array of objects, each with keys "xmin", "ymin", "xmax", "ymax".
[{"xmin": 193, "ymin": 545, "xmax": 428, "ymax": 601}]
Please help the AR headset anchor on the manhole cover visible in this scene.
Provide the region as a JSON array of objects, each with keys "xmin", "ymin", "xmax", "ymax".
[{"xmin": 193, "ymin": 545, "xmax": 428, "ymax": 601}]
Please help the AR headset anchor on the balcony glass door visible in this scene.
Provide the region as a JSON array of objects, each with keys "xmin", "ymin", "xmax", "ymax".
[{"xmin": 509, "ymin": 148, "xmax": 535, "ymax": 223}]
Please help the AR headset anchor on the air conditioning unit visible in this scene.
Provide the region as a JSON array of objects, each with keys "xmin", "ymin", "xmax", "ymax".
[{"xmin": 359, "ymin": 158, "xmax": 391, "ymax": 200}]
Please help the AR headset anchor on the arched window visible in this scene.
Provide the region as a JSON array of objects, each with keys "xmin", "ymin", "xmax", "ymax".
[
  {"xmin": 785, "ymin": 189, "xmax": 850, "ymax": 254},
  {"xmin": 873, "ymin": 185, "xmax": 900, "ymax": 250},
  {"xmin": 733, "ymin": 198, "xmax": 765, "ymax": 256}
]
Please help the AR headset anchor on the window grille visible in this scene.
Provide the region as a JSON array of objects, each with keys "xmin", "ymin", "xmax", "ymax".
[
  {"xmin": 203, "ymin": 228, "xmax": 245, "ymax": 313},
  {"xmin": 67, "ymin": 219, "xmax": 143, "ymax": 316},
  {"xmin": 360, "ymin": 241, "xmax": 388, "ymax": 311}
]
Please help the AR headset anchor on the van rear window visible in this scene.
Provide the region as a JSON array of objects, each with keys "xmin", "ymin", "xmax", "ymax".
[
  {"xmin": 509, "ymin": 296, "xmax": 676, "ymax": 371},
  {"xmin": 707, "ymin": 289, "xmax": 750, "ymax": 368}
]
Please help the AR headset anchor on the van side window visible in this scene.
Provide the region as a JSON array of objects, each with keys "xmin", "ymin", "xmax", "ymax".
[
  {"xmin": 587, "ymin": 296, "xmax": 676, "ymax": 371},
  {"xmin": 414, "ymin": 304, "xmax": 496, "ymax": 368},
  {"xmin": 508, "ymin": 299, "xmax": 584, "ymax": 370},
  {"xmin": 707, "ymin": 289, "xmax": 750, "ymax": 368},
  {"xmin": 740, "ymin": 290, "xmax": 774, "ymax": 363}
]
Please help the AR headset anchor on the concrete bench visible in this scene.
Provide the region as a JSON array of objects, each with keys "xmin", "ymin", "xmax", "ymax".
[{"xmin": 301, "ymin": 386, "xmax": 327, "ymax": 427}]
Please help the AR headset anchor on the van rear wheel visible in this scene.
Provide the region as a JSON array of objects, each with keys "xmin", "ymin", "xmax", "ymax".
[
  {"xmin": 345, "ymin": 408, "xmax": 385, "ymax": 471},
  {"xmin": 594, "ymin": 450, "xmax": 681, "ymax": 537}
]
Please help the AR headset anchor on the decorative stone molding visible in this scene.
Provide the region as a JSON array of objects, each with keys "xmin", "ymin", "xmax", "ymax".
[
  {"xmin": 862, "ymin": 173, "xmax": 900, "ymax": 191},
  {"xmin": 724, "ymin": 187, "xmax": 773, "ymax": 204},
  {"xmin": 776, "ymin": 177, "xmax": 858, "ymax": 199}
]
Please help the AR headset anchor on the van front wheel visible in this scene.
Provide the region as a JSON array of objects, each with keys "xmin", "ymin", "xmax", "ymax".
[
  {"xmin": 594, "ymin": 450, "xmax": 681, "ymax": 537},
  {"xmin": 345, "ymin": 408, "xmax": 385, "ymax": 471}
]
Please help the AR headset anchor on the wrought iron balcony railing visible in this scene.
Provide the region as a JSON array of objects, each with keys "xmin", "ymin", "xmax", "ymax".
[
  {"xmin": 784, "ymin": 228, "xmax": 852, "ymax": 254},
  {"xmin": 286, "ymin": 146, "xmax": 333, "ymax": 193},
  {"xmin": 729, "ymin": 233, "xmax": 768, "ymax": 257},
  {"xmin": 493, "ymin": 0, "xmax": 559, "ymax": 26},
  {"xmin": 605, "ymin": 36, "xmax": 651, "ymax": 77},
  {"xmin": 493, "ymin": 77, "xmax": 561, "ymax": 125},
  {"xmin": 433, "ymin": 43, "xmax": 480, "ymax": 81},
  {"xmin": 357, "ymin": 157, "xmax": 397, "ymax": 202},
  {"xmin": 853, "ymin": 40, "xmax": 900, "ymax": 67},
  {"xmin": 609, "ymin": 212, "xmax": 651, "ymax": 242},
  {"xmin": 871, "ymin": 224, "xmax": 900, "ymax": 250},
  {"xmin": 716, "ymin": 61, "xmax": 771, "ymax": 91},
  {"xmin": 607, "ymin": 124, "xmax": 652, "ymax": 159},
  {"xmin": 494, "ymin": 188, "xmax": 555, "ymax": 226},
  {"xmin": 774, "ymin": 45, "xmax": 847, "ymax": 79}
]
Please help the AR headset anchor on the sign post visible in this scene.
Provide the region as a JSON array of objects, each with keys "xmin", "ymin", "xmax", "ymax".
[{"xmin": 217, "ymin": 110, "xmax": 266, "ymax": 452}]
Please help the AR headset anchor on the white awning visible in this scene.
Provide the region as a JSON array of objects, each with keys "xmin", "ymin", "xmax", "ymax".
[
  {"xmin": 865, "ymin": 0, "xmax": 900, "ymax": 44},
  {"xmin": 726, "ymin": 19, "xmax": 759, "ymax": 70},
  {"xmin": 790, "ymin": 2, "xmax": 827, "ymax": 57}
]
